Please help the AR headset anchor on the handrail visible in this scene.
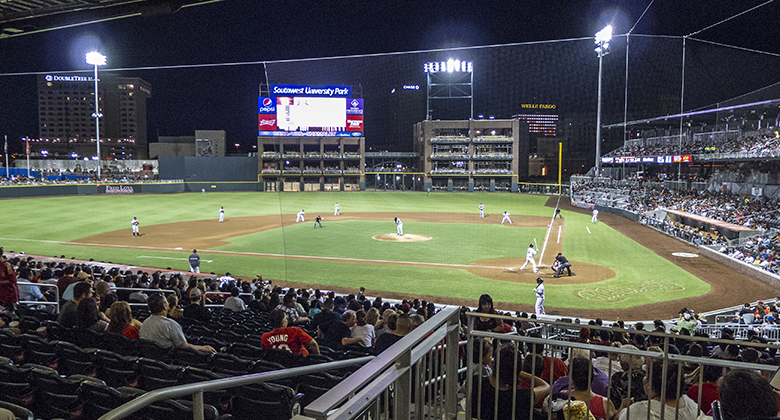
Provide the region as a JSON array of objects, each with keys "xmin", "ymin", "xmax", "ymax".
[
  {"xmin": 17, "ymin": 282, "xmax": 59, "ymax": 313},
  {"xmin": 302, "ymin": 305, "xmax": 461, "ymax": 420},
  {"xmin": 98, "ymin": 356, "xmax": 373, "ymax": 420}
]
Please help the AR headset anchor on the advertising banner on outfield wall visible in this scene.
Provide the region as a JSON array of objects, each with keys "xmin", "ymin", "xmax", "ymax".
[{"xmin": 98, "ymin": 184, "xmax": 138, "ymax": 194}]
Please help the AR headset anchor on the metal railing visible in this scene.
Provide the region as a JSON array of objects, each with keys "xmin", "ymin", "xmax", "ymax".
[
  {"xmin": 298, "ymin": 305, "xmax": 461, "ymax": 420},
  {"xmin": 17, "ymin": 282, "xmax": 59, "ymax": 313},
  {"xmin": 463, "ymin": 313, "xmax": 780, "ymax": 420},
  {"xmin": 99, "ymin": 357, "xmax": 373, "ymax": 420}
]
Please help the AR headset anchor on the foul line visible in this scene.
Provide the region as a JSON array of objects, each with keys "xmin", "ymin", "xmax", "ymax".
[
  {"xmin": 557, "ymin": 226, "xmax": 562, "ymax": 244},
  {"xmin": 537, "ymin": 196, "xmax": 560, "ymax": 266},
  {"xmin": 0, "ymin": 237, "xmax": 514, "ymax": 271},
  {"xmin": 138, "ymin": 256, "xmax": 213, "ymax": 263}
]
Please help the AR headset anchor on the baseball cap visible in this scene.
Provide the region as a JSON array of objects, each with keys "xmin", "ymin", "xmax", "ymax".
[{"xmin": 190, "ymin": 288, "xmax": 203, "ymax": 298}]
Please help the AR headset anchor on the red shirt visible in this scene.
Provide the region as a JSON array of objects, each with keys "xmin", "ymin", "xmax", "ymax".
[
  {"xmin": 261, "ymin": 327, "xmax": 314, "ymax": 356},
  {"xmin": 541, "ymin": 356, "xmax": 567, "ymax": 383},
  {"xmin": 0, "ymin": 261, "xmax": 19, "ymax": 305},
  {"xmin": 686, "ymin": 382, "xmax": 719, "ymax": 415},
  {"xmin": 123, "ymin": 325, "xmax": 140, "ymax": 340}
]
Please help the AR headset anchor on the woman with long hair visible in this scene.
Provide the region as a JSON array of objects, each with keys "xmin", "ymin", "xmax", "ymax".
[
  {"xmin": 474, "ymin": 294, "xmax": 505, "ymax": 333},
  {"xmin": 77, "ymin": 297, "xmax": 108, "ymax": 332},
  {"xmin": 107, "ymin": 301, "xmax": 141, "ymax": 339}
]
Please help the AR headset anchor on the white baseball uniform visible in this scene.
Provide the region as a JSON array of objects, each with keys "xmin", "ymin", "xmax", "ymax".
[
  {"xmin": 479, "ymin": 204, "xmax": 484, "ymax": 218},
  {"xmin": 396, "ymin": 218, "xmax": 404, "ymax": 236},
  {"xmin": 131, "ymin": 218, "xmax": 140, "ymax": 236},
  {"xmin": 501, "ymin": 211, "xmax": 512, "ymax": 224},
  {"xmin": 592, "ymin": 209, "xmax": 599, "ymax": 223},
  {"xmin": 520, "ymin": 246, "xmax": 538, "ymax": 272},
  {"xmin": 533, "ymin": 283, "xmax": 545, "ymax": 315},
  {"xmin": 334, "ymin": 203, "xmax": 340, "ymax": 216},
  {"xmin": 219, "ymin": 207, "xmax": 225, "ymax": 222},
  {"xmin": 296, "ymin": 210, "xmax": 305, "ymax": 223}
]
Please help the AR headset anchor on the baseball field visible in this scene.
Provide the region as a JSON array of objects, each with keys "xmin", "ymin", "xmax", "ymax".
[{"xmin": 1, "ymin": 190, "xmax": 773, "ymax": 320}]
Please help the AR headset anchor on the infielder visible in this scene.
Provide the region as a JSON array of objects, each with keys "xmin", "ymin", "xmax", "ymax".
[
  {"xmin": 554, "ymin": 208, "xmax": 563, "ymax": 219},
  {"xmin": 479, "ymin": 203, "xmax": 485, "ymax": 218},
  {"xmin": 533, "ymin": 277, "xmax": 545, "ymax": 315},
  {"xmin": 394, "ymin": 217, "xmax": 404, "ymax": 236},
  {"xmin": 296, "ymin": 209, "xmax": 305, "ymax": 223},
  {"xmin": 501, "ymin": 211, "xmax": 512, "ymax": 224},
  {"xmin": 131, "ymin": 217, "xmax": 140, "ymax": 237},
  {"xmin": 189, "ymin": 250, "xmax": 200, "ymax": 273},
  {"xmin": 334, "ymin": 203, "xmax": 340, "ymax": 216},
  {"xmin": 520, "ymin": 243, "xmax": 538, "ymax": 273},
  {"xmin": 314, "ymin": 215, "xmax": 323, "ymax": 228},
  {"xmin": 591, "ymin": 208, "xmax": 599, "ymax": 223},
  {"xmin": 219, "ymin": 207, "xmax": 225, "ymax": 222}
]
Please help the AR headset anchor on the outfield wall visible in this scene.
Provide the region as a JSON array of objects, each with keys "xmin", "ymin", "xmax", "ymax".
[{"xmin": 0, "ymin": 181, "xmax": 268, "ymax": 198}]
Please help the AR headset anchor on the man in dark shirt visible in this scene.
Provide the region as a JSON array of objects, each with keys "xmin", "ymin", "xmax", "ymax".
[
  {"xmin": 183, "ymin": 288, "xmax": 211, "ymax": 324},
  {"xmin": 57, "ymin": 282, "xmax": 93, "ymax": 328},
  {"xmin": 57, "ymin": 266, "xmax": 79, "ymax": 298},
  {"xmin": 374, "ymin": 313, "xmax": 412, "ymax": 355},
  {"xmin": 312, "ymin": 298, "xmax": 340, "ymax": 328},
  {"xmin": 318, "ymin": 310, "xmax": 362, "ymax": 349},
  {"xmin": 553, "ymin": 253, "xmax": 572, "ymax": 277}
]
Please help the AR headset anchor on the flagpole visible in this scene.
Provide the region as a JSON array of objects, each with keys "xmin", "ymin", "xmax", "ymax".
[
  {"xmin": 25, "ymin": 137, "xmax": 30, "ymax": 178},
  {"xmin": 4, "ymin": 135, "xmax": 8, "ymax": 178}
]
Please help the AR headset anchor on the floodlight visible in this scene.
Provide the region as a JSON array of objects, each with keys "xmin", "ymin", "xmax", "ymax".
[
  {"xmin": 85, "ymin": 51, "xmax": 106, "ymax": 66},
  {"xmin": 595, "ymin": 25, "xmax": 612, "ymax": 44}
]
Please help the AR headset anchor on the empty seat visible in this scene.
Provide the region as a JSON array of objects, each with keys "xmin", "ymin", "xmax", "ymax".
[
  {"xmin": 210, "ymin": 353, "xmax": 255, "ymax": 376},
  {"xmin": 138, "ymin": 358, "xmax": 184, "ymax": 391},
  {"xmin": 232, "ymin": 382, "xmax": 301, "ymax": 420},
  {"xmin": 0, "ymin": 400, "xmax": 34, "ymax": 420},
  {"xmin": 94, "ymin": 350, "xmax": 141, "ymax": 388},
  {"xmin": 141, "ymin": 399, "xmax": 221, "ymax": 420},
  {"xmin": 227, "ymin": 343, "xmax": 265, "ymax": 360},
  {"xmin": 170, "ymin": 346, "xmax": 212, "ymax": 369},
  {"xmin": 56, "ymin": 341, "xmax": 98, "ymax": 376},
  {"xmin": 24, "ymin": 336, "xmax": 59, "ymax": 370},
  {"xmin": 104, "ymin": 332, "xmax": 139, "ymax": 356},
  {"xmin": 182, "ymin": 367, "xmax": 231, "ymax": 413},
  {"xmin": 80, "ymin": 381, "xmax": 146, "ymax": 420},
  {"xmin": 137, "ymin": 339, "xmax": 173, "ymax": 364}
]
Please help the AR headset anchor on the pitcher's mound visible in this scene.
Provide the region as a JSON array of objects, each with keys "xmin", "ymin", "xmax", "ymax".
[{"xmin": 373, "ymin": 233, "xmax": 432, "ymax": 242}]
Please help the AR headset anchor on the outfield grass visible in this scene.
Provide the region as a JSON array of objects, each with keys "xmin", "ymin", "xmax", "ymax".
[{"xmin": 0, "ymin": 191, "xmax": 711, "ymax": 309}]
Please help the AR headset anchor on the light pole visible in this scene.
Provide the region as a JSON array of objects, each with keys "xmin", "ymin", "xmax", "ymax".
[
  {"xmin": 86, "ymin": 51, "xmax": 106, "ymax": 179},
  {"xmin": 594, "ymin": 25, "xmax": 612, "ymax": 177}
]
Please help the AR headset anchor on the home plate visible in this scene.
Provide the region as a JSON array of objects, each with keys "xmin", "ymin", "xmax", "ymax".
[{"xmin": 671, "ymin": 252, "xmax": 698, "ymax": 258}]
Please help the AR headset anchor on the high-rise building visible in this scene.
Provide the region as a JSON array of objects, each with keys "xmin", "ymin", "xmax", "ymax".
[{"xmin": 35, "ymin": 74, "xmax": 151, "ymax": 159}]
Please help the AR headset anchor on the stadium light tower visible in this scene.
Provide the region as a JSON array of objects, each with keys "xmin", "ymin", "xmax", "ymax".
[
  {"xmin": 594, "ymin": 25, "xmax": 612, "ymax": 177},
  {"xmin": 86, "ymin": 51, "xmax": 106, "ymax": 179}
]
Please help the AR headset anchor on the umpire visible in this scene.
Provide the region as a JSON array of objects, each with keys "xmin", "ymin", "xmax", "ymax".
[{"xmin": 553, "ymin": 253, "xmax": 572, "ymax": 277}]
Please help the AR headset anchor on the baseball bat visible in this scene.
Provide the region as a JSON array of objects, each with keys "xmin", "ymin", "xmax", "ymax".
[{"xmin": 534, "ymin": 238, "xmax": 538, "ymax": 249}]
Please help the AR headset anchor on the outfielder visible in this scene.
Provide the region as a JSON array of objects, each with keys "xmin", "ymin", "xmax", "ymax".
[
  {"xmin": 501, "ymin": 211, "xmax": 512, "ymax": 224},
  {"xmin": 479, "ymin": 203, "xmax": 484, "ymax": 218},
  {"xmin": 219, "ymin": 207, "xmax": 225, "ymax": 222},
  {"xmin": 533, "ymin": 278, "xmax": 545, "ymax": 315},
  {"xmin": 314, "ymin": 215, "xmax": 323, "ymax": 228},
  {"xmin": 131, "ymin": 217, "xmax": 140, "ymax": 237},
  {"xmin": 394, "ymin": 217, "xmax": 404, "ymax": 236},
  {"xmin": 591, "ymin": 208, "xmax": 599, "ymax": 223},
  {"xmin": 334, "ymin": 203, "xmax": 340, "ymax": 216},
  {"xmin": 296, "ymin": 209, "xmax": 305, "ymax": 223},
  {"xmin": 189, "ymin": 250, "xmax": 200, "ymax": 273},
  {"xmin": 520, "ymin": 243, "xmax": 538, "ymax": 273}
]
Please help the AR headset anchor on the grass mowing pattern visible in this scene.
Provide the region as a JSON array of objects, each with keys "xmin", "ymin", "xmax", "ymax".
[{"xmin": 0, "ymin": 191, "xmax": 710, "ymax": 309}]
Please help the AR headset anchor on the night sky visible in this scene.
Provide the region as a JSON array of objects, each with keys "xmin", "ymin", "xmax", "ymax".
[{"xmin": 0, "ymin": 0, "xmax": 777, "ymax": 155}]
